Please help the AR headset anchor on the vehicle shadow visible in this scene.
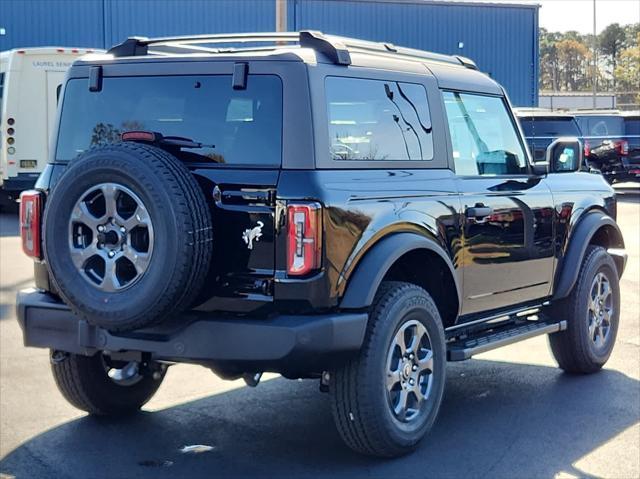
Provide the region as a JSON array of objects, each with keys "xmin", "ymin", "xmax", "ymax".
[{"xmin": 1, "ymin": 359, "xmax": 638, "ymax": 479}]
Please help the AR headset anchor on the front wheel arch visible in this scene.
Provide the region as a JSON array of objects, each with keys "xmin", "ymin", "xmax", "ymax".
[{"xmin": 553, "ymin": 212, "xmax": 625, "ymax": 300}]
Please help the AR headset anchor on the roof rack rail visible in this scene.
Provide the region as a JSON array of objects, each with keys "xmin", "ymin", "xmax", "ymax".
[
  {"xmin": 106, "ymin": 30, "xmax": 476, "ymax": 69},
  {"xmin": 329, "ymin": 35, "xmax": 467, "ymax": 68}
]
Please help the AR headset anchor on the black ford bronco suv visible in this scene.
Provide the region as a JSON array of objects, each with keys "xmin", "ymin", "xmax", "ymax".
[{"xmin": 17, "ymin": 31, "xmax": 627, "ymax": 458}]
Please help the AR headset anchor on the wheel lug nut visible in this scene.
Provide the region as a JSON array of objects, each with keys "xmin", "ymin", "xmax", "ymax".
[
  {"xmin": 120, "ymin": 227, "xmax": 126, "ymax": 233},
  {"xmin": 97, "ymin": 225, "xmax": 105, "ymax": 232},
  {"xmin": 409, "ymin": 353, "xmax": 414, "ymax": 360},
  {"xmin": 409, "ymin": 379, "xmax": 415, "ymax": 386},
  {"xmin": 412, "ymin": 365, "xmax": 418, "ymax": 371},
  {"xmin": 108, "ymin": 251, "xmax": 115, "ymax": 258}
]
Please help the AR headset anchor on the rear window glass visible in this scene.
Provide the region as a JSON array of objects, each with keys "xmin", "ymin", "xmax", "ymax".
[
  {"xmin": 56, "ymin": 75, "xmax": 282, "ymax": 165},
  {"xmin": 575, "ymin": 116, "xmax": 624, "ymax": 137},
  {"xmin": 519, "ymin": 117, "xmax": 580, "ymax": 137},
  {"xmin": 624, "ymin": 117, "xmax": 640, "ymax": 135},
  {"xmin": 326, "ymin": 77, "xmax": 433, "ymax": 161}
]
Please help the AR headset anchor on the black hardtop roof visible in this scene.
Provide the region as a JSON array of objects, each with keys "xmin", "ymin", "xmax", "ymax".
[{"xmin": 73, "ymin": 30, "xmax": 502, "ymax": 95}]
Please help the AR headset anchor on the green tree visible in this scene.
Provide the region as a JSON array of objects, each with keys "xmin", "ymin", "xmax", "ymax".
[
  {"xmin": 540, "ymin": 28, "xmax": 560, "ymax": 91},
  {"xmin": 599, "ymin": 23, "xmax": 626, "ymax": 88},
  {"xmin": 623, "ymin": 23, "xmax": 640, "ymax": 49}
]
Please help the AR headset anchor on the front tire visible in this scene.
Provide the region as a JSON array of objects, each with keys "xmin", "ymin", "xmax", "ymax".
[
  {"xmin": 330, "ymin": 281, "xmax": 446, "ymax": 457},
  {"xmin": 51, "ymin": 351, "xmax": 166, "ymax": 415},
  {"xmin": 548, "ymin": 246, "xmax": 620, "ymax": 374}
]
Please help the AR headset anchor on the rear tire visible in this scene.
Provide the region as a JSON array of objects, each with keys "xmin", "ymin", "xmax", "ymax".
[
  {"xmin": 548, "ymin": 246, "xmax": 620, "ymax": 374},
  {"xmin": 330, "ymin": 281, "xmax": 446, "ymax": 457},
  {"xmin": 51, "ymin": 351, "xmax": 166, "ymax": 415}
]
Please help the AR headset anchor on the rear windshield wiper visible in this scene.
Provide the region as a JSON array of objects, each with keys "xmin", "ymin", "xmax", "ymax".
[{"xmin": 121, "ymin": 130, "xmax": 215, "ymax": 149}]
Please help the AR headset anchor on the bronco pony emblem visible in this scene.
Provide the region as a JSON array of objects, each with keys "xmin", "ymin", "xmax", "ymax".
[{"xmin": 242, "ymin": 221, "xmax": 264, "ymax": 250}]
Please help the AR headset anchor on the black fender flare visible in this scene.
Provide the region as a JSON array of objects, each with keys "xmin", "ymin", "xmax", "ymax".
[
  {"xmin": 553, "ymin": 211, "xmax": 626, "ymax": 300},
  {"xmin": 339, "ymin": 233, "xmax": 461, "ymax": 310}
]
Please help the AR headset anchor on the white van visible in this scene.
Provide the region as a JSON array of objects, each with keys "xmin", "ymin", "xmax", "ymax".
[{"xmin": 0, "ymin": 47, "xmax": 99, "ymax": 207}]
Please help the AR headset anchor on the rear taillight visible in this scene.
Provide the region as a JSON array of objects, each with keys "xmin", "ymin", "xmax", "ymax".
[
  {"xmin": 614, "ymin": 139, "xmax": 629, "ymax": 156},
  {"xmin": 287, "ymin": 202, "xmax": 322, "ymax": 276},
  {"xmin": 584, "ymin": 140, "xmax": 591, "ymax": 158},
  {"xmin": 19, "ymin": 190, "xmax": 43, "ymax": 259}
]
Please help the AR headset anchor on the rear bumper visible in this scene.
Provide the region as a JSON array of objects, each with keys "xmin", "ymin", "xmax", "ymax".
[{"xmin": 16, "ymin": 289, "xmax": 368, "ymax": 376}]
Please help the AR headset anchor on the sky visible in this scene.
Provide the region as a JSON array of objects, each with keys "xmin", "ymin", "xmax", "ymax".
[{"xmin": 477, "ymin": 0, "xmax": 640, "ymax": 33}]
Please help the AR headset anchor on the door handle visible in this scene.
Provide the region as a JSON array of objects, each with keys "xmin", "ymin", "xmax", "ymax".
[{"xmin": 466, "ymin": 205, "xmax": 493, "ymax": 218}]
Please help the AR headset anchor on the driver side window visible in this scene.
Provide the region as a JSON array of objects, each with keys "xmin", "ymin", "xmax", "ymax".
[{"xmin": 443, "ymin": 91, "xmax": 528, "ymax": 176}]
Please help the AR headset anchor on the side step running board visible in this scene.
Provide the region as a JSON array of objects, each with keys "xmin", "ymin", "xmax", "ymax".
[{"xmin": 447, "ymin": 320, "xmax": 567, "ymax": 361}]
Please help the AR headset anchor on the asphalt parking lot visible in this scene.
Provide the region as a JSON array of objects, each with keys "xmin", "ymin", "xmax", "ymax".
[{"xmin": 0, "ymin": 186, "xmax": 638, "ymax": 479}]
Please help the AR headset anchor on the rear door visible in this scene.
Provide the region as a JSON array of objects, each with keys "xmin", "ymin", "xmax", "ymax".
[
  {"xmin": 443, "ymin": 92, "xmax": 555, "ymax": 316},
  {"xmin": 55, "ymin": 60, "xmax": 290, "ymax": 311}
]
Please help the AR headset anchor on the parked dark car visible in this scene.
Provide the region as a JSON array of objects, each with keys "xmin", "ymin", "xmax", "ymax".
[
  {"xmin": 16, "ymin": 31, "xmax": 626, "ymax": 458},
  {"xmin": 573, "ymin": 111, "xmax": 635, "ymax": 184},
  {"xmin": 516, "ymin": 110, "xmax": 582, "ymax": 163}
]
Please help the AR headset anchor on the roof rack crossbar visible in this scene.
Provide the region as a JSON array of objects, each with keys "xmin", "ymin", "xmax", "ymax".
[{"xmin": 107, "ymin": 30, "xmax": 474, "ymax": 69}]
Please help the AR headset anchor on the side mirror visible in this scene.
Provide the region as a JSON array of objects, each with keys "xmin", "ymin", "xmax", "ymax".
[{"xmin": 546, "ymin": 137, "xmax": 583, "ymax": 173}]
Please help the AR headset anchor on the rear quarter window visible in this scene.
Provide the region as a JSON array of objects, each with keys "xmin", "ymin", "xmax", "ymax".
[
  {"xmin": 325, "ymin": 76, "xmax": 434, "ymax": 161},
  {"xmin": 56, "ymin": 74, "xmax": 282, "ymax": 166}
]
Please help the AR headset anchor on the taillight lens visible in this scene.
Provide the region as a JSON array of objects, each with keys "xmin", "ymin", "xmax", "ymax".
[
  {"xmin": 584, "ymin": 140, "xmax": 591, "ymax": 158},
  {"xmin": 614, "ymin": 140, "xmax": 629, "ymax": 156},
  {"xmin": 19, "ymin": 190, "xmax": 43, "ymax": 259},
  {"xmin": 287, "ymin": 202, "xmax": 322, "ymax": 276}
]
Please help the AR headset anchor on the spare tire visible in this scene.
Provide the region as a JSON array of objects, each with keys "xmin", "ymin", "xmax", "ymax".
[{"xmin": 43, "ymin": 142, "xmax": 213, "ymax": 332}]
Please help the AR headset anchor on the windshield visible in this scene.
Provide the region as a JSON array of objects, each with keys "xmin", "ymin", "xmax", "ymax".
[
  {"xmin": 56, "ymin": 74, "xmax": 283, "ymax": 166},
  {"xmin": 519, "ymin": 117, "xmax": 580, "ymax": 137}
]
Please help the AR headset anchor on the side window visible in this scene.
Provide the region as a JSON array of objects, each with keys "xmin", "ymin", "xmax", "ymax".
[
  {"xmin": 326, "ymin": 77, "xmax": 433, "ymax": 161},
  {"xmin": 443, "ymin": 91, "xmax": 528, "ymax": 176}
]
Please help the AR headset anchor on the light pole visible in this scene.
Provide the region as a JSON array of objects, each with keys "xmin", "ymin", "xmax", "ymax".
[
  {"xmin": 276, "ymin": 0, "xmax": 287, "ymax": 32},
  {"xmin": 593, "ymin": 0, "xmax": 597, "ymax": 109}
]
